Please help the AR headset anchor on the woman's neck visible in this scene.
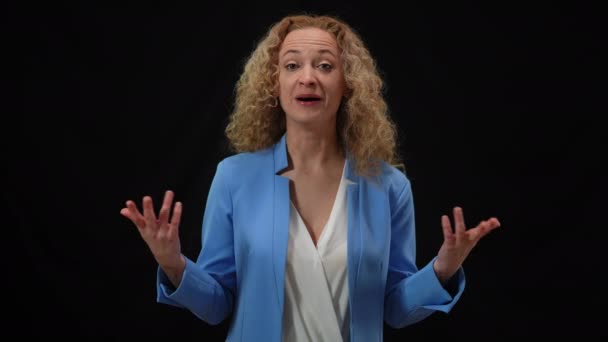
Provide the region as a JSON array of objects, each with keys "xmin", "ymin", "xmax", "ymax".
[{"xmin": 285, "ymin": 127, "xmax": 343, "ymax": 174}]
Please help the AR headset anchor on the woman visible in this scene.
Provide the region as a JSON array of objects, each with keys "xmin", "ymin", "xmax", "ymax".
[{"xmin": 120, "ymin": 14, "xmax": 500, "ymax": 342}]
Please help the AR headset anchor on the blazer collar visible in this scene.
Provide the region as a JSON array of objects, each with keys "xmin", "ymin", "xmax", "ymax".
[
  {"xmin": 273, "ymin": 132, "xmax": 360, "ymax": 184},
  {"xmin": 273, "ymin": 133, "xmax": 289, "ymax": 175}
]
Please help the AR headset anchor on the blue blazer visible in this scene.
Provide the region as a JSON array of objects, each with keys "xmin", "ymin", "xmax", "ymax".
[{"xmin": 157, "ymin": 133, "xmax": 465, "ymax": 341}]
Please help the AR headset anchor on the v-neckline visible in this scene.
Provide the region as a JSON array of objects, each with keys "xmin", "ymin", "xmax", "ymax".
[{"xmin": 290, "ymin": 163, "xmax": 346, "ymax": 250}]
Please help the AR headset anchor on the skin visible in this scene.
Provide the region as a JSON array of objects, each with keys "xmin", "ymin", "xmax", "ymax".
[
  {"xmin": 276, "ymin": 27, "xmax": 347, "ymax": 246},
  {"xmin": 121, "ymin": 191, "xmax": 185, "ymax": 287},
  {"xmin": 120, "ymin": 27, "xmax": 500, "ymax": 289},
  {"xmin": 277, "ymin": 27, "xmax": 345, "ymax": 131},
  {"xmin": 434, "ymin": 207, "xmax": 500, "ymax": 284}
]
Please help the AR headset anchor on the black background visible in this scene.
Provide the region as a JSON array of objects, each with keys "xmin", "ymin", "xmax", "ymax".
[{"xmin": 9, "ymin": 1, "xmax": 606, "ymax": 339}]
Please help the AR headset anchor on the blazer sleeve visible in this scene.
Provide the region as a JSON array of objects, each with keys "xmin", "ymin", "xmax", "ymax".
[
  {"xmin": 384, "ymin": 179, "xmax": 466, "ymax": 328},
  {"xmin": 156, "ymin": 160, "xmax": 236, "ymax": 325}
]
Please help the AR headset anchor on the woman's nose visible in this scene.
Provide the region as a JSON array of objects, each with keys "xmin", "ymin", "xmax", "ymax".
[{"xmin": 298, "ymin": 66, "xmax": 317, "ymax": 86}]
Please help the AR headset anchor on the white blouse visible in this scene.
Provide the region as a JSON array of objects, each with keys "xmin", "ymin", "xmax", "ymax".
[{"xmin": 282, "ymin": 166, "xmax": 350, "ymax": 342}]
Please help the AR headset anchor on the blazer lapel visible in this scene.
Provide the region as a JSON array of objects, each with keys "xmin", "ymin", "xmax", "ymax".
[
  {"xmin": 272, "ymin": 133, "xmax": 290, "ymax": 319},
  {"xmin": 345, "ymin": 158, "xmax": 362, "ymax": 327}
]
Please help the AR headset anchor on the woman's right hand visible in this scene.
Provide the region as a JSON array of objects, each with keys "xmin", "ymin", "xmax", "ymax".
[{"xmin": 120, "ymin": 190, "xmax": 185, "ymax": 273}]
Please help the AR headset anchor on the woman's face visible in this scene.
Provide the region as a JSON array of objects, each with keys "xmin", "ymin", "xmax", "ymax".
[{"xmin": 277, "ymin": 27, "xmax": 346, "ymax": 127}]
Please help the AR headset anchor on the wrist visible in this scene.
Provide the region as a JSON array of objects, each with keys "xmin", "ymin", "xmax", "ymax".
[
  {"xmin": 158, "ymin": 254, "xmax": 185, "ymax": 271},
  {"xmin": 159, "ymin": 254, "xmax": 186, "ymax": 289},
  {"xmin": 433, "ymin": 259, "xmax": 454, "ymax": 285}
]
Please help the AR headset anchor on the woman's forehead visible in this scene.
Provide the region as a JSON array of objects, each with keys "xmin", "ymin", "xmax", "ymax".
[{"xmin": 280, "ymin": 28, "xmax": 339, "ymax": 55}]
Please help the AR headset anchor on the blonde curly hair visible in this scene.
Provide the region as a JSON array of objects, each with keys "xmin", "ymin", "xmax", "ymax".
[{"xmin": 225, "ymin": 14, "xmax": 402, "ymax": 177}]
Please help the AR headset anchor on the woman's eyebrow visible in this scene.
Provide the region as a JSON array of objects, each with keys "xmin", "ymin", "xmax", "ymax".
[{"xmin": 281, "ymin": 49, "xmax": 337, "ymax": 58}]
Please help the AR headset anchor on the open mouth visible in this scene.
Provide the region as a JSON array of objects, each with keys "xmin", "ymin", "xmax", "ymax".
[{"xmin": 296, "ymin": 96, "xmax": 322, "ymax": 104}]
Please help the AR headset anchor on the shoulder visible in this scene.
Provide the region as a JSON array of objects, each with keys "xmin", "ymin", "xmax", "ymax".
[
  {"xmin": 213, "ymin": 146, "xmax": 275, "ymax": 183},
  {"xmin": 218, "ymin": 148, "xmax": 273, "ymax": 169},
  {"xmin": 378, "ymin": 161, "xmax": 410, "ymax": 189},
  {"xmin": 377, "ymin": 161, "xmax": 412, "ymax": 201}
]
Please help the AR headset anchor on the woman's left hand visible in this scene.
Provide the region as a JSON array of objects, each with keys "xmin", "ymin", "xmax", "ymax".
[{"xmin": 433, "ymin": 207, "xmax": 501, "ymax": 284}]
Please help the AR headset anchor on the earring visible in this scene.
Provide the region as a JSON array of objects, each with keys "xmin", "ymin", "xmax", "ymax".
[{"xmin": 270, "ymin": 97, "xmax": 278, "ymax": 108}]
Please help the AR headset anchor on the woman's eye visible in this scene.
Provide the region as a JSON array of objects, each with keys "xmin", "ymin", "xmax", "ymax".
[
  {"xmin": 285, "ymin": 63, "xmax": 298, "ymax": 71},
  {"xmin": 318, "ymin": 63, "xmax": 333, "ymax": 71}
]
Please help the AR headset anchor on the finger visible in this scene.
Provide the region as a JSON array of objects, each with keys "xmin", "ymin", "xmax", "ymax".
[
  {"xmin": 453, "ymin": 206, "xmax": 466, "ymax": 236},
  {"xmin": 441, "ymin": 215, "xmax": 456, "ymax": 244},
  {"xmin": 490, "ymin": 217, "xmax": 501, "ymax": 229},
  {"xmin": 142, "ymin": 196, "xmax": 158, "ymax": 230},
  {"xmin": 126, "ymin": 200, "xmax": 143, "ymax": 217},
  {"xmin": 121, "ymin": 209, "xmax": 144, "ymax": 231},
  {"xmin": 120, "ymin": 207, "xmax": 136, "ymax": 223},
  {"xmin": 169, "ymin": 201, "xmax": 183, "ymax": 237},
  {"xmin": 471, "ymin": 218, "xmax": 500, "ymax": 241},
  {"xmin": 158, "ymin": 190, "xmax": 174, "ymax": 225},
  {"xmin": 124, "ymin": 200, "xmax": 146, "ymax": 228},
  {"xmin": 479, "ymin": 218, "xmax": 501, "ymax": 238},
  {"xmin": 468, "ymin": 221, "xmax": 487, "ymax": 241}
]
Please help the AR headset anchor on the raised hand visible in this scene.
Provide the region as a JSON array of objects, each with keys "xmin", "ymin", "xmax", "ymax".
[
  {"xmin": 433, "ymin": 207, "xmax": 501, "ymax": 284},
  {"xmin": 120, "ymin": 190, "xmax": 185, "ymax": 284}
]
